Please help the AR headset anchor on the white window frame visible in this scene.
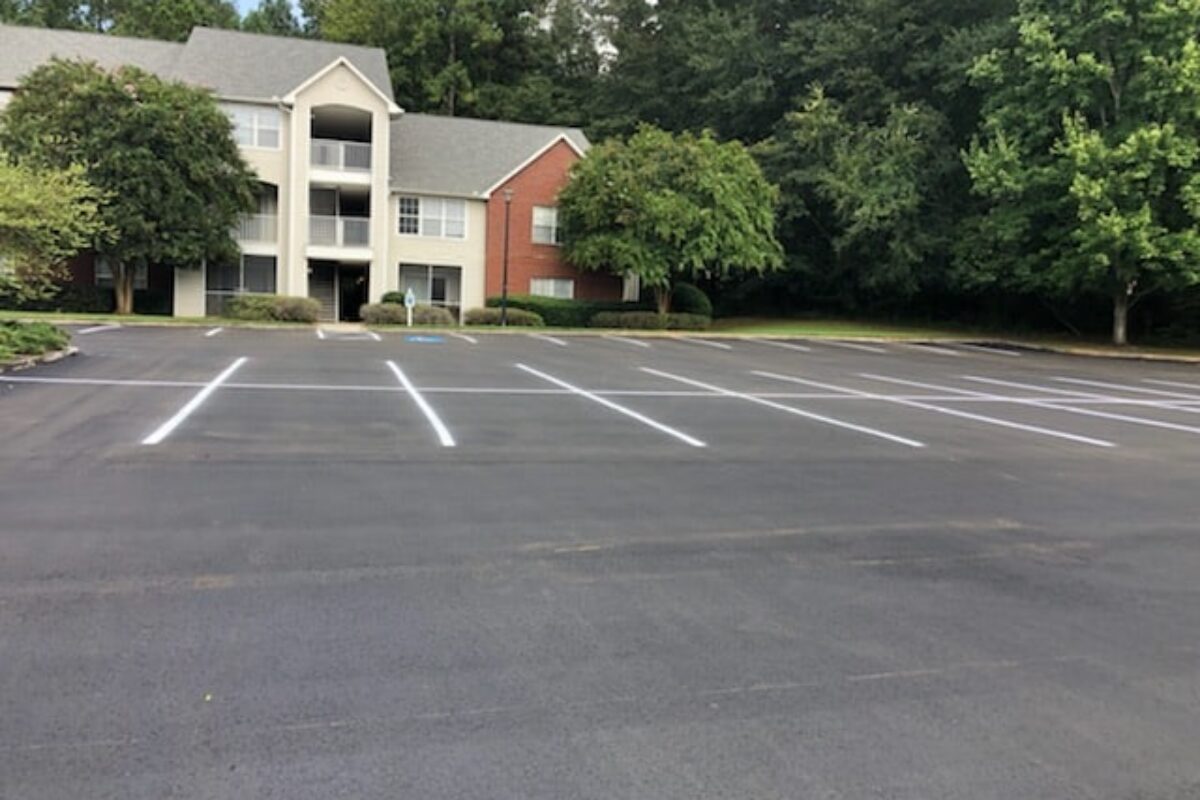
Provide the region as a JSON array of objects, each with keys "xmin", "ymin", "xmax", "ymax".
[
  {"xmin": 530, "ymin": 277, "xmax": 574, "ymax": 299},
  {"xmin": 532, "ymin": 205, "xmax": 561, "ymax": 245},
  {"xmin": 398, "ymin": 263, "xmax": 464, "ymax": 320},
  {"xmin": 397, "ymin": 195, "xmax": 467, "ymax": 240},
  {"xmin": 95, "ymin": 257, "xmax": 148, "ymax": 290},
  {"xmin": 224, "ymin": 105, "xmax": 281, "ymax": 151}
]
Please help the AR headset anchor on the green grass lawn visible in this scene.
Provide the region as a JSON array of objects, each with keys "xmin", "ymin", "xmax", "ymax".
[{"xmin": 709, "ymin": 316, "xmax": 974, "ymax": 339}]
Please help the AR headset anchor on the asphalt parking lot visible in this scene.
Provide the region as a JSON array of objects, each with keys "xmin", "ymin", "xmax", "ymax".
[{"xmin": 3, "ymin": 325, "xmax": 1200, "ymax": 799}]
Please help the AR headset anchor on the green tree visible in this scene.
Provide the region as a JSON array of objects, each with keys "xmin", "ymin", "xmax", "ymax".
[
  {"xmin": 109, "ymin": 0, "xmax": 239, "ymax": 40},
  {"xmin": 966, "ymin": 0, "xmax": 1200, "ymax": 345},
  {"xmin": 241, "ymin": 0, "xmax": 301, "ymax": 36},
  {"xmin": 0, "ymin": 59, "xmax": 257, "ymax": 314},
  {"xmin": 0, "ymin": 159, "xmax": 106, "ymax": 303},
  {"xmin": 559, "ymin": 126, "xmax": 783, "ymax": 312}
]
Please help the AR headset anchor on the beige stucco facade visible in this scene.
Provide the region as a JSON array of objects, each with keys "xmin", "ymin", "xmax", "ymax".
[{"xmin": 389, "ymin": 196, "xmax": 488, "ymax": 316}]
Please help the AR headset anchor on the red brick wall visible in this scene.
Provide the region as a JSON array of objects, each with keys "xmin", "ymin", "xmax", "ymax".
[{"xmin": 485, "ymin": 139, "xmax": 623, "ymax": 302}]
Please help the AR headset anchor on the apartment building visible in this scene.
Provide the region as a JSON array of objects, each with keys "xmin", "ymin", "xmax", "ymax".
[{"xmin": 0, "ymin": 24, "xmax": 624, "ymax": 320}]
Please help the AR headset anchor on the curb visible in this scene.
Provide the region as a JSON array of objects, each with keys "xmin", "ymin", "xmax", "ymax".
[{"xmin": 0, "ymin": 345, "xmax": 79, "ymax": 375}]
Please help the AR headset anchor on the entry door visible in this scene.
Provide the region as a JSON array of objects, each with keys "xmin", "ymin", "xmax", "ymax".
[{"xmin": 308, "ymin": 262, "xmax": 337, "ymax": 322}]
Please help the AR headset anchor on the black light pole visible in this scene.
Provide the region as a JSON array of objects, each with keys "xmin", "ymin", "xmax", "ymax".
[{"xmin": 501, "ymin": 188, "xmax": 513, "ymax": 327}]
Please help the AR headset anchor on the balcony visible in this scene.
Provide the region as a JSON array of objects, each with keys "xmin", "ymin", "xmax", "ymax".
[
  {"xmin": 311, "ymin": 138, "xmax": 371, "ymax": 172},
  {"xmin": 235, "ymin": 214, "xmax": 278, "ymax": 244},
  {"xmin": 309, "ymin": 215, "xmax": 370, "ymax": 248}
]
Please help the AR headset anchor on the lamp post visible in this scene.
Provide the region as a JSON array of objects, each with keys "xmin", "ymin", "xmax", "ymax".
[{"xmin": 501, "ymin": 188, "xmax": 514, "ymax": 327}]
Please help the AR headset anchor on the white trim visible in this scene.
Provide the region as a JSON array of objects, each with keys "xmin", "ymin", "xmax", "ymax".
[
  {"xmin": 482, "ymin": 133, "xmax": 585, "ymax": 198},
  {"xmin": 282, "ymin": 57, "xmax": 402, "ymax": 114}
]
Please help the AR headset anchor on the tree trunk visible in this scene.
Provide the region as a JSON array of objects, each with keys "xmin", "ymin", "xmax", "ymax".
[
  {"xmin": 114, "ymin": 261, "xmax": 135, "ymax": 315},
  {"xmin": 655, "ymin": 285, "xmax": 671, "ymax": 315},
  {"xmin": 1112, "ymin": 285, "xmax": 1131, "ymax": 346}
]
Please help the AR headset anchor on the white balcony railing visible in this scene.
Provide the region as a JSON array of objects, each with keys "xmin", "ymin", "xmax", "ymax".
[
  {"xmin": 310, "ymin": 138, "xmax": 371, "ymax": 172},
  {"xmin": 309, "ymin": 215, "xmax": 370, "ymax": 248},
  {"xmin": 235, "ymin": 214, "xmax": 278, "ymax": 243}
]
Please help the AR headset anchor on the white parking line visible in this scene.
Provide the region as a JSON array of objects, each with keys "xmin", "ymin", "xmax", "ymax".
[
  {"xmin": 954, "ymin": 343, "xmax": 1021, "ymax": 357},
  {"xmin": 755, "ymin": 339, "xmax": 812, "ymax": 353},
  {"xmin": 77, "ymin": 324, "xmax": 120, "ymax": 335},
  {"xmin": 204, "ymin": 327, "xmax": 224, "ymax": 338},
  {"xmin": 450, "ymin": 333, "xmax": 478, "ymax": 344},
  {"xmin": 1052, "ymin": 377, "xmax": 1200, "ymax": 414},
  {"xmin": 758, "ymin": 371, "xmax": 1114, "ymax": 449},
  {"xmin": 518, "ymin": 364, "xmax": 706, "ymax": 448},
  {"xmin": 530, "ymin": 334, "xmax": 569, "ymax": 347},
  {"xmin": 1145, "ymin": 378, "xmax": 1200, "ymax": 392},
  {"xmin": 386, "ymin": 361, "xmax": 455, "ymax": 447},
  {"xmin": 367, "ymin": 331, "xmax": 382, "ymax": 342},
  {"xmin": 643, "ymin": 368, "xmax": 924, "ymax": 448},
  {"xmin": 963, "ymin": 375, "xmax": 1200, "ymax": 436},
  {"xmin": 606, "ymin": 335, "xmax": 652, "ymax": 349},
  {"xmin": 316, "ymin": 328, "xmax": 326, "ymax": 340},
  {"xmin": 676, "ymin": 337, "xmax": 733, "ymax": 351},
  {"xmin": 141, "ymin": 357, "xmax": 247, "ymax": 445},
  {"xmin": 820, "ymin": 340, "xmax": 888, "ymax": 354},
  {"xmin": 902, "ymin": 343, "xmax": 963, "ymax": 357}
]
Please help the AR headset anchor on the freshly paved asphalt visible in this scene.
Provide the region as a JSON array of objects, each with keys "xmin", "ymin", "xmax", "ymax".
[{"xmin": 2, "ymin": 325, "xmax": 1199, "ymax": 799}]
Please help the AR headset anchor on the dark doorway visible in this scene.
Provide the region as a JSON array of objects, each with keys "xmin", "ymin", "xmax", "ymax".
[{"xmin": 339, "ymin": 265, "xmax": 368, "ymax": 321}]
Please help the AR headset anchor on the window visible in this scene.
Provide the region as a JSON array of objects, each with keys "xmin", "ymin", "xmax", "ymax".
[
  {"xmin": 532, "ymin": 206, "xmax": 561, "ymax": 245},
  {"xmin": 622, "ymin": 272, "xmax": 641, "ymax": 302},
  {"xmin": 205, "ymin": 255, "xmax": 277, "ymax": 315},
  {"xmin": 224, "ymin": 105, "xmax": 281, "ymax": 150},
  {"xmin": 398, "ymin": 264, "xmax": 463, "ymax": 320},
  {"xmin": 95, "ymin": 257, "xmax": 148, "ymax": 290},
  {"xmin": 530, "ymin": 277, "xmax": 574, "ymax": 299},
  {"xmin": 397, "ymin": 196, "xmax": 466, "ymax": 239}
]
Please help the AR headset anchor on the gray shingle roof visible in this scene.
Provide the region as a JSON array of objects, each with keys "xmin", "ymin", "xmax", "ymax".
[
  {"xmin": 171, "ymin": 28, "xmax": 393, "ymax": 102},
  {"xmin": 390, "ymin": 113, "xmax": 589, "ymax": 198},
  {"xmin": 0, "ymin": 23, "xmax": 184, "ymax": 88},
  {"xmin": 0, "ymin": 24, "xmax": 393, "ymax": 103}
]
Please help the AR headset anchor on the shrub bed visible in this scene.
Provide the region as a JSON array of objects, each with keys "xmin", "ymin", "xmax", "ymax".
[
  {"xmin": 360, "ymin": 303, "xmax": 456, "ymax": 326},
  {"xmin": 588, "ymin": 311, "xmax": 711, "ymax": 330},
  {"xmin": 485, "ymin": 295, "xmax": 649, "ymax": 327},
  {"xmin": 464, "ymin": 307, "xmax": 545, "ymax": 327},
  {"xmin": 670, "ymin": 283, "xmax": 713, "ymax": 317},
  {"xmin": 223, "ymin": 294, "xmax": 320, "ymax": 323},
  {"xmin": 0, "ymin": 321, "xmax": 70, "ymax": 362}
]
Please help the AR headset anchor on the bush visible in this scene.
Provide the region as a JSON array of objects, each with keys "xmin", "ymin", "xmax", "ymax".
[
  {"xmin": 223, "ymin": 294, "xmax": 320, "ymax": 323},
  {"xmin": 0, "ymin": 321, "xmax": 70, "ymax": 362},
  {"xmin": 361, "ymin": 303, "xmax": 456, "ymax": 326},
  {"xmin": 464, "ymin": 307, "xmax": 545, "ymax": 326},
  {"xmin": 485, "ymin": 294, "xmax": 649, "ymax": 327},
  {"xmin": 589, "ymin": 311, "xmax": 711, "ymax": 330},
  {"xmin": 671, "ymin": 283, "xmax": 713, "ymax": 317},
  {"xmin": 380, "ymin": 291, "xmax": 406, "ymax": 305},
  {"xmin": 0, "ymin": 284, "xmax": 114, "ymax": 313}
]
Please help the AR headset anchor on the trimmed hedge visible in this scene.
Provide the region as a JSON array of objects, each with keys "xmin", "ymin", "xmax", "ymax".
[
  {"xmin": 485, "ymin": 294, "xmax": 649, "ymax": 327},
  {"xmin": 671, "ymin": 283, "xmax": 713, "ymax": 317},
  {"xmin": 361, "ymin": 303, "xmax": 456, "ymax": 326},
  {"xmin": 223, "ymin": 294, "xmax": 321, "ymax": 323},
  {"xmin": 380, "ymin": 291, "xmax": 406, "ymax": 305},
  {"xmin": 0, "ymin": 321, "xmax": 70, "ymax": 362},
  {"xmin": 464, "ymin": 307, "xmax": 545, "ymax": 326},
  {"xmin": 589, "ymin": 311, "xmax": 712, "ymax": 330}
]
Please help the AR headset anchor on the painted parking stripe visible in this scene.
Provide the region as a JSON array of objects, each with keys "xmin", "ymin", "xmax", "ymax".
[
  {"xmin": 316, "ymin": 328, "xmax": 326, "ymax": 340},
  {"xmin": 530, "ymin": 333, "xmax": 569, "ymax": 347},
  {"xmin": 756, "ymin": 339, "xmax": 812, "ymax": 353},
  {"xmin": 1145, "ymin": 378, "xmax": 1200, "ymax": 392},
  {"xmin": 386, "ymin": 361, "xmax": 455, "ymax": 447},
  {"xmin": 1051, "ymin": 377, "xmax": 1200, "ymax": 415},
  {"xmin": 963, "ymin": 375, "xmax": 1200, "ymax": 436},
  {"xmin": 820, "ymin": 340, "xmax": 888, "ymax": 354},
  {"xmin": 954, "ymin": 343, "xmax": 1021, "ymax": 358},
  {"xmin": 643, "ymin": 367, "xmax": 924, "ymax": 449},
  {"xmin": 757, "ymin": 371, "xmax": 1114, "ymax": 449},
  {"xmin": 367, "ymin": 331, "xmax": 382, "ymax": 342},
  {"xmin": 902, "ymin": 343, "xmax": 963, "ymax": 357},
  {"xmin": 677, "ymin": 337, "xmax": 733, "ymax": 351},
  {"xmin": 204, "ymin": 327, "xmax": 224, "ymax": 338},
  {"xmin": 518, "ymin": 364, "xmax": 706, "ymax": 448},
  {"xmin": 606, "ymin": 335, "xmax": 652, "ymax": 349},
  {"xmin": 77, "ymin": 324, "xmax": 120, "ymax": 335},
  {"xmin": 450, "ymin": 333, "xmax": 478, "ymax": 344},
  {"xmin": 141, "ymin": 357, "xmax": 247, "ymax": 445}
]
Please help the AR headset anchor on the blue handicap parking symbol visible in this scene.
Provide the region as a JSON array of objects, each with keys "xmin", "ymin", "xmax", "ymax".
[{"xmin": 405, "ymin": 335, "xmax": 445, "ymax": 344}]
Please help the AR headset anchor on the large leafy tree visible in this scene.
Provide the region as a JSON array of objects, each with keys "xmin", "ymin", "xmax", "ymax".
[
  {"xmin": 0, "ymin": 159, "xmax": 106, "ymax": 303},
  {"xmin": 241, "ymin": 0, "xmax": 301, "ymax": 36},
  {"xmin": 0, "ymin": 60, "xmax": 257, "ymax": 314},
  {"xmin": 559, "ymin": 126, "xmax": 784, "ymax": 312},
  {"xmin": 966, "ymin": 0, "xmax": 1200, "ymax": 345},
  {"xmin": 108, "ymin": 0, "xmax": 238, "ymax": 40}
]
